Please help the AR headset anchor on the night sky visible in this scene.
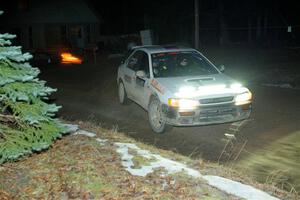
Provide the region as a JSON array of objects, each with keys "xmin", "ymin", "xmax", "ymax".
[
  {"xmin": 1, "ymin": 0, "xmax": 300, "ymax": 46},
  {"xmin": 88, "ymin": 0, "xmax": 300, "ymax": 46},
  {"xmin": 90, "ymin": 0, "xmax": 300, "ymax": 32}
]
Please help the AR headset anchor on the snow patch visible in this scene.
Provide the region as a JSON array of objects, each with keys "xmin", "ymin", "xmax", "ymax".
[
  {"xmin": 203, "ymin": 175, "xmax": 279, "ymax": 200},
  {"xmin": 115, "ymin": 142, "xmax": 201, "ymax": 178},
  {"xmin": 115, "ymin": 142, "xmax": 280, "ymax": 200},
  {"xmin": 96, "ymin": 138, "xmax": 108, "ymax": 145},
  {"xmin": 73, "ymin": 129, "xmax": 96, "ymax": 137},
  {"xmin": 64, "ymin": 124, "xmax": 79, "ymax": 133}
]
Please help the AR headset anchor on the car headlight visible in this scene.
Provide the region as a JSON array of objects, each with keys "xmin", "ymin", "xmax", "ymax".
[
  {"xmin": 175, "ymin": 86, "xmax": 196, "ymax": 98},
  {"xmin": 168, "ymin": 98, "xmax": 200, "ymax": 109},
  {"xmin": 230, "ymin": 83, "xmax": 242, "ymax": 89},
  {"xmin": 235, "ymin": 91, "xmax": 252, "ymax": 105}
]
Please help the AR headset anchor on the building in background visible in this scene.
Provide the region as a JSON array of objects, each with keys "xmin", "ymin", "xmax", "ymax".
[{"xmin": 0, "ymin": 0, "xmax": 101, "ymax": 51}]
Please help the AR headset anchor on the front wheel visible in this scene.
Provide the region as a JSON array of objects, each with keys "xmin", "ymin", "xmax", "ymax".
[{"xmin": 148, "ymin": 98, "xmax": 171, "ymax": 134}]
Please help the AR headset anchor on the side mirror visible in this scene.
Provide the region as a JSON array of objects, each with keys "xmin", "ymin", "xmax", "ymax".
[
  {"xmin": 136, "ymin": 70, "xmax": 146, "ymax": 78},
  {"xmin": 218, "ymin": 65, "xmax": 225, "ymax": 72}
]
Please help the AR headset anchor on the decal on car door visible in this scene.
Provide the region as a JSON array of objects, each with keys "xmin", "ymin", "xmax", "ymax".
[{"xmin": 151, "ymin": 79, "xmax": 165, "ymax": 94}]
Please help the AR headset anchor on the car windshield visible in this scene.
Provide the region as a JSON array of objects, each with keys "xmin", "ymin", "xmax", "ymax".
[{"xmin": 151, "ymin": 51, "xmax": 219, "ymax": 77}]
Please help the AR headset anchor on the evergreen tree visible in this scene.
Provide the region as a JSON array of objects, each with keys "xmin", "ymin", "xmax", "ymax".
[{"xmin": 0, "ymin": 11, "xmax": 68, "ymax": 164}]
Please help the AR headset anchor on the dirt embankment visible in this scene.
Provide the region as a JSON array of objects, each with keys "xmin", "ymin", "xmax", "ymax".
[{"xmin": 0, "ymin": 122, "xmax": 293, "ymax": 199}]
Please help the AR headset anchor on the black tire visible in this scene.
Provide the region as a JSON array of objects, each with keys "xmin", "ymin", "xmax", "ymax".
[
  {"xmin": 148, "ymin": 98, "xmax": 171, "ymax": 134},
  {"xmin": 118, "ymin": 81, "xmax": 130, "ymax": 105}
]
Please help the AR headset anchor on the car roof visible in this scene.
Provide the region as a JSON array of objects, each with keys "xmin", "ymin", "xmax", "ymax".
[{"xmin": 131, "ymin": 45, "xmax": 196, "ymax": 54}]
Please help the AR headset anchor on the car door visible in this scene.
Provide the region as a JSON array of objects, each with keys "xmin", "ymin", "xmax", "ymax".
[
  {"xmin": 133, "ymin": 52, "xmax": 152, "ymax": 109},
  {"xmin": 123, "ymin": 50, "xmax": 142, "ymax": 100}
]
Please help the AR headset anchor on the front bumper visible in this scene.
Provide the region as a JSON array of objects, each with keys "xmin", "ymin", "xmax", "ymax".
[{"xmin": 163, "ymin": 103, "xmax": 251, "ymax": 126}]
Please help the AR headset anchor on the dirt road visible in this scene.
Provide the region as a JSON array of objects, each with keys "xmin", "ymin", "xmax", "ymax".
[{"xmin": 38, "ymin": 54, "xmax": 300, "ymax": 162}]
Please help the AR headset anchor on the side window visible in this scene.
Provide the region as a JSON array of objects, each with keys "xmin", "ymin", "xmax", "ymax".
[
  {"xmin": 127, "ymin": 51, "xmax": 149, "ymax": 78},
  {"xmin": 127, "ymin": 51, "xmax": 142, "ymax": 71}
]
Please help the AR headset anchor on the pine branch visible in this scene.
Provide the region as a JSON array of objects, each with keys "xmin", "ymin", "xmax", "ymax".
[
  {"xmin": 0, "ymin": 113, "xmax": 17, "ymax": 123},
  {"xmin": 0, "ymin": 23, "xmax": 66, "ymax": 164}
]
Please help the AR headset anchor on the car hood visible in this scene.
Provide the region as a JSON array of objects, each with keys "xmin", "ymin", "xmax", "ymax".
[{"xmin": 155, "ymin": 73, "xmax": 244, "ymax": 98}]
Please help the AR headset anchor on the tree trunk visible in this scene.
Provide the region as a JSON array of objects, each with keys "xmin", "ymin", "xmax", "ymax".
[
  {"xmin": 263, "ymin": 10, "xmax": 268, "ymax": 36},
  {"xmin": 218, "ymin": 0, "xmax": 229, "ymax": 45},
  {"xmin": 256, "ymin": 14, "xmax": 262, "ymax": 40},
  {"xmin": 194, "ymin": 0, "xmax": 200, "ymax": 49}
]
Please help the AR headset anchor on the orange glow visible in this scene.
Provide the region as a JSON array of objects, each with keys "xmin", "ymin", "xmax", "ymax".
[{"xmin": 61, "ymin": 53, "xmax": 82, "ymax": 64}]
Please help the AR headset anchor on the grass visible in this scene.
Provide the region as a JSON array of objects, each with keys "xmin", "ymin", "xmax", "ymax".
[
  {"xmin": 0, "ymin": 121, "xmax": 297, "ymax": 199},
  {"xmin": 234, "ymin": 130, "xmax": 300, "ymax": 196}
]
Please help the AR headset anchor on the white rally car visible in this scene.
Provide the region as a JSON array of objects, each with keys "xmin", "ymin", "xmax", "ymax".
[{"xmin": 117, "ymin": 45, "xmax": 252, "ymax": 133}]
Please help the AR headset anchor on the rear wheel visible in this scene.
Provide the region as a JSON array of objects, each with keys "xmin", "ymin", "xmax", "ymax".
[
  {"xmin": 118, "ymin": 81, "xmax": 130, "ymax": 105},
  {"xmin": 148, "ymin": 98, "xmax": 170, "ymax": 133}
]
